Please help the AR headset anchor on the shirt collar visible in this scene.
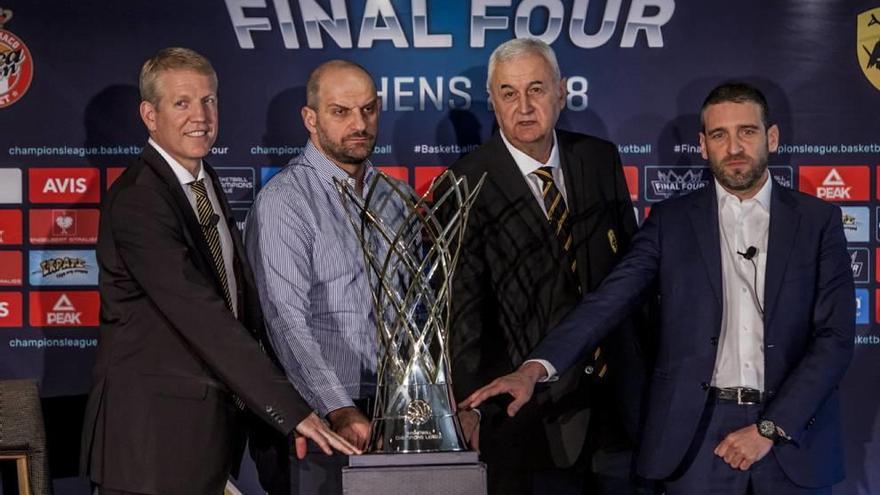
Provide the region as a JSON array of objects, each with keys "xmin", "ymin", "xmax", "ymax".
[
  {"xmin": 499, "ymin": 130, "xmax": 560, "ymax": 177},
  {"xmin": 301, "ymin": 140, "xmax": 375, "ymax": 186},
  {"xmin": 714, "ymin": 170, "xmax": 773, "ymax": 211},
  {"xmin": 149, "ymin": 138, "xmax": 205, "ymax": 185}
]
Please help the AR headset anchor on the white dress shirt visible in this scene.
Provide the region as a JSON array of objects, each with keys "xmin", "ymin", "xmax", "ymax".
[
  {"xmin": 711, "ymin": 174, "xmax": 772, "ymax": 391},
  {"xmin": 149, "ymin": 138, "xmax": 239, "ymax": 317},
  {"xmin": 499, "ymin": 130, "xmax": 567, "ymax": 217}
]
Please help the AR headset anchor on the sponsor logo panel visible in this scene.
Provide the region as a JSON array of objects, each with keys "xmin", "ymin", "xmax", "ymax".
[
  {"xmin": 215, "ymin": 167, "xmax": 255, "ymax": 204},
  {"xmin": 28, "ymin": 250, "xmax": 98, "ymax": 286},
  {"xmin": 413, "ymin": 166, "xmax": 447, "ymax": 199},
  {"xmin": 855, "ymin": 288, "xmax": 869, "ymax": 325},
  {"xmin": 798, "ymin": 166, "xmax": 869, "ymax": 202},
  {"xmin": 29, "ymin": 168, "xmax": 100, "ymax": 204},
  {"xmin": 644, "ymin": 166, "xmax": 711, "ymax": 202},
  {"xmin": 261, "ymin": 167, "xmax": 282, "ymax": 185},
  {"xmin": 0, "ymin": 209, "xmax": 22, "ymax": 244},
  {"xmin": 0, "ymin": 292, "xmax": 23, "ymax": 327},
  {"xmin": 232, "ymin": 208, "xmax": 249, "ymax": 232},
  {"xmin": 0, "ymin": 251, "xmax": 22, "ymax": 286},
  {"xmin": 378, "ymin": 166, "xmax": 409, "ymax": 184},
  {"xmin": 29, "ymin": 209, "xmax": 99, "ymax": 244},
  {"xmin": 29, "ymin": 291, "xmax": 99, "ymax": 327},
  {"xmin": 841, "ymin": 207, "xmax": 870, "ymax": 243},
  {"xmin": 849, "ymin": 247, "xmax": 870, "ymax": 284},
  {"xmin": 623, "ymin": 166, "xmax": 638, "ymax": 201},
  {"xmin": 106, "ymin": 167, "xmax": 125, "ymax": 189},
  {"xmin": 769, "ymin": 166, "xmax": 794, "ymax": 189},
  {"xmin": 0, "ymin": 169, "xmax": 22, "ymax": 203}
]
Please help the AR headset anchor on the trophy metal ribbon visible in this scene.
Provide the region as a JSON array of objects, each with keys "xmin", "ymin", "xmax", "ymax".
[{"xmin": 336, "ymin": 169, "xmax": 484, "ymax": 453}]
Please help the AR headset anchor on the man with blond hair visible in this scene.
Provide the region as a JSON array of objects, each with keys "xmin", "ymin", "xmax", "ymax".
[{"xmin": 80, "ymin": 47, "xmax": 357, "ymax": 495}]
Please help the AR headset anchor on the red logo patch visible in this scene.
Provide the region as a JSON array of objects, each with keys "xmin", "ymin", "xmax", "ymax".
[
  {"xmin": 29, "ymin": 209, "xmax": 100, "ymax": 244},
  {"xmin": 0, "ymin": 292, "xmax": 23, "ymax": 327},
  {"xmin": 377, "ymin": 166, "xmax": 409, "ymax": 184},
  {"xmin": 29, "ymin": 168, "xmax": 101, "ymax": 204},
  {"xmin": 624, "ymin": 166, "xmax": 639, "ymax": 201},
  {"xmin": 798, "ymin": 166, "xmax": 870, "ymax": 202},
  {"xmin": 106, "ymin": 167, "xmax": 125, "ymax": 189},
  {"xmin": 0, "ymin": 209, "xmax": 22, "ymax": 244},
  {"xmin": 0, "ymin": 251, "xmax": 22, "ymax": 286},
  {"xmin": 29, "ymin": 291, "xmax": 100, "ymax": 327},
  {"xmin": 414, "ymin": 166, "xmax": 447, "ymax": 199}
]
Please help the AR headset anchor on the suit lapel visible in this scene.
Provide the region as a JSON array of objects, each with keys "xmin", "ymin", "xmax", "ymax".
[
  {"xmin": 141, "ymin": 145, "xmax": 227, "ymax": 296},
  {"xmin": 558, "ymin": 135, "xmax": 596, "ymax": 289},
  {"xmin": 688, "ymin": 185, "xmax": 723, "ymax": 306},
  {"xmin": 763, "ymin": 184, "xmax": 800, "ymax": 324},
  {"xmin": 483, "ymin": 134, "xmax": 559, "ymax": 245}
]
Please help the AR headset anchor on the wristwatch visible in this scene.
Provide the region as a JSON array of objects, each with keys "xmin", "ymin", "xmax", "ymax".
[{"xmin": 756, "ymin": 418, "xmax": 790, "ymax": 443}]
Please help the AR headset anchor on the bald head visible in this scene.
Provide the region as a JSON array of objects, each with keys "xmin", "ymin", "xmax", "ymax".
[{"xmin": 306, "ymin": 60, "xmax": 375, "ymax": 110}]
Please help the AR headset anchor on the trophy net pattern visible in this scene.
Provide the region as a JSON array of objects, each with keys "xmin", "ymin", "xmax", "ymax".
[{"xmin": 335, "ymin": 170, "xmax": 484, "ymax": 451}]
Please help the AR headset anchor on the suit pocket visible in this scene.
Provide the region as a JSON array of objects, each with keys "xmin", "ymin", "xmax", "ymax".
[{"xmin": 143, "ymin": 373, "xmax": 209, "ymax": 401}]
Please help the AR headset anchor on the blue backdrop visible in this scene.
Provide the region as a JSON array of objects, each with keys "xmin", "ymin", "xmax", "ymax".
[{"xmin": 0, "ymin": 1, "xmax": 878, "ymax": 493}]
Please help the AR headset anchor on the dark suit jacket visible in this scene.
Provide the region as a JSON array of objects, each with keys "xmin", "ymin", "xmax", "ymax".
[
  {"xmin": 80, "ymin": 144, "xmax": 311, "ymax": 495},
  {"xmin": 533, "ymin": 180, "xmax": 855, "ymax": 487},
  {"xmin": 447, "ymin": 130, "xmax": 646, "ymax": 470}
]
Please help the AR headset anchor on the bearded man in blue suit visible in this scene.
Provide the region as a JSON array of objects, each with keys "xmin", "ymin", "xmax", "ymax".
[{"xmin": 462, "ymin": 82, "xmax": 854, "ymax": 495}]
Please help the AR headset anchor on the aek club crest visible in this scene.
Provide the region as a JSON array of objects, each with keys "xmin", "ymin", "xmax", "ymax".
[{"xmin": 857, "ymin": 8, "xmax": 880, "ymax": 91}]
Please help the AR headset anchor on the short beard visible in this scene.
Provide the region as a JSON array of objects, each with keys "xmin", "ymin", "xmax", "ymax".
[
  {"xmin": 316, "ymin": 126, "xmax": 376, "ymax": 165},
  {"xmin": 711, "ymin": 153, "xmax": 768, "ymax": 192}
]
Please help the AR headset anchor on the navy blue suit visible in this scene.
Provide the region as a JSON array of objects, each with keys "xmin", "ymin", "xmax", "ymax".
[{"xmin": 532, "ymin": 180, "xmax": 854, "ymax": 490}]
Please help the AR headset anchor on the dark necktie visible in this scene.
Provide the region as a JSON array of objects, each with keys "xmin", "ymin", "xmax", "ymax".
[
  {"xmin": 532, "ymin": 167, "xmax": 607, "ymax": 378},
  {"xmin": 189, "ymin": 179, "xmax": 234, "ymax": 313}
]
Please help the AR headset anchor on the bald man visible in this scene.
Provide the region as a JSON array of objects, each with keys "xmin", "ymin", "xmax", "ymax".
[{"xmin": 245, "ymin": 60, "xmax": 387, "ymax": 494}]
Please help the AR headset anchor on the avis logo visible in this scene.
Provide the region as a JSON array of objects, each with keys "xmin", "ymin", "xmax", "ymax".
[
  {"xmin": 29, "ymin": 168, "xmax": 100, "ymax": 203},
  {"xmin": 43, "ymin": 177, "xmax": 88, "ymax": 194}
]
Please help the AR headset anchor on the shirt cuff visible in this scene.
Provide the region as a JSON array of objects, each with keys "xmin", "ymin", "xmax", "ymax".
[{"xmin": 523, "ymin": 359, "xmax": 559, "ymax": 382}]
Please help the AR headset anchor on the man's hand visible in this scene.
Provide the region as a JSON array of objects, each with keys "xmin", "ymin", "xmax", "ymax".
[
  {"xmin": 328, "ymin": 406, "xmax": 372, "ymax": 451},
  {"xmin": 714, "ymin": 424, "xmax": 773, "ymax": 470},
  {"xmin": 458, "ymin": 409, "xmax": 480, "ymax": 452},
  {"xmin": 293, "ymin": 412, "xmax": 362, "ymax": 459},
  {"xmin": 459, "ymin": 361, "xmax": 548, "ymax": 417}
]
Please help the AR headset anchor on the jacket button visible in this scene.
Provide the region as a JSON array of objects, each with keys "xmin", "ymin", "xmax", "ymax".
[
  {"xmin": 710, "ymin": 337, "xmax": 718, "ymax": 346},
  {"xmin": 700, "ymin": 382, "xmax": 710, "ymax": 391},
  {"xmin": 808, "ymin": 417, "xmax": 816, "ymax": 426}
]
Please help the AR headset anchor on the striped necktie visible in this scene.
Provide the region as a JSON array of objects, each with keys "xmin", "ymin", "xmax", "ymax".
[
  {"xmin": 189, "ymin": 179, "xmax": 234, "ymax": 313},
  {"xmin": 532, "ymin": 166, "xmax": 607, "ymax": 378}
]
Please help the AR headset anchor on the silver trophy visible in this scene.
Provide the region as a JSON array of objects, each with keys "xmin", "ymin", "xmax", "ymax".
[{"xmin": 336, "ymin": 170, "xmax": 484, "ymax": 453}]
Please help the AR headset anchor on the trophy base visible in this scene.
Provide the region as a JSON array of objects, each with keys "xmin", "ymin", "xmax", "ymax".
[
  {"xmin": 343, "ymin": 451, "xmax": 486, "ymax": 495},
  {"xmin": 369, "ymin": 383, "xmax": 466, "ymax": 453}
]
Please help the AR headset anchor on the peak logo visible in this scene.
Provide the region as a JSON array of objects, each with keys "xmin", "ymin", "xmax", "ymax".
[
  {"xmin": 29, "ymin": 291, "xmax": 99, "ymax": 327},
  {"xmin": 798, "ymin": 166, "xmax": 869, "ymax": 202},
  {"xmin": 645, "ymin": 167, "xmax": 711, "ymax": 202},
  {"xmin": 0, "ymin": 9, "xmax": 33, "ymax": 108},
  {"xmin": 29, "ymin": 168, "xmax": 100, "ymax": 204}
]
